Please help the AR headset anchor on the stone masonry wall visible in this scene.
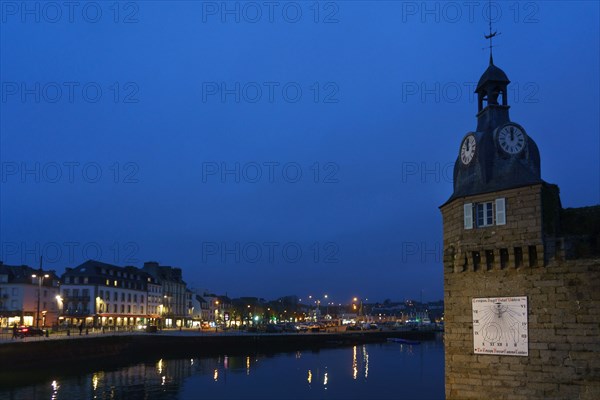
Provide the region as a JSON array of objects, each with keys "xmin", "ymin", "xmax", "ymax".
[
  {"xmin": 443, "ymin": 257, "xmax": 600, "ymax": 399},
  {"xmin": 442, "ymin": 184, "xmax": 546, "ymax": 273},
  {"xmin": 441, "ymin": 184, "xmax": 600, "ymax": 399}
]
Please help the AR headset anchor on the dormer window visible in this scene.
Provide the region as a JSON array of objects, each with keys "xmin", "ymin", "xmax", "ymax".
[
  {"xmin": 476, "ymin": 202, "xmax": 494, "ymax": 227},
  {"xmin": 464, "ymin": 198, "xmax": 506, "ymax": 229}
]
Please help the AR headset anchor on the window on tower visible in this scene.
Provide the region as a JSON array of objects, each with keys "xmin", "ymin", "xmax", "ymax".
[
  {"xmin": 464, "ymin": 197, "xmax": 506, "ymax": 229},
  {"xmin": 476, "ymin": 202, "xmax": 494, "ymax": 227}
]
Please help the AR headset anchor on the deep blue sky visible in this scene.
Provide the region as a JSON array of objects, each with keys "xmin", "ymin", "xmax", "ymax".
[{"xmin": 1, "ymin": 1, "xmax": 599, "ymax": 303}]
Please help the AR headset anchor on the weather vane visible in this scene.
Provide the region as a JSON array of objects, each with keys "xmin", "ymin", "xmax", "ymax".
[{"xmin": 484, "ymin": 0, "xmax": 501, "ymax": 64}]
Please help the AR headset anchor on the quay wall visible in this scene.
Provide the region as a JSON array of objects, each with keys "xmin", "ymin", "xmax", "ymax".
[{"xmin": 0, "ymin": 330, "xmax": 435, "ymax": 372}]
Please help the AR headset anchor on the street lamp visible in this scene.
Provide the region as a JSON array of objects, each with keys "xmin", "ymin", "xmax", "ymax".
[
  {"xmin": 215, "ymin": 300, "xmax": 220, "ymax": 325},
  {"xmin": 352, "ymin": 297, "xmax": 365, "ymax": 322},
  {"xmin": 158, "ymin": 304, "xmax": 164, "ymax": 328},
  {"xmin": 163, "ymin": 295, "xmax": 168, "ymax": 328},
  {"xmin": 95, "ymin": 296, "xmax": 104, "ymax": 327},
  {"xmin": 32, "ymin": 272, "xmax": 49, "ymax": 327},
  {"xmin": 55, "ymin": 295, "xmax": 63, "ymax": 326}
]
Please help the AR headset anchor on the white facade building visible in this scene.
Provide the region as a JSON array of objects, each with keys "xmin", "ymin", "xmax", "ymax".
[
  {"xmin": 61, "ymin": 260, "xmax": 159, "ymax": 327},
  {"xmin": 0, "ymin": 263, "xmax": 61, "ymax": 327}
]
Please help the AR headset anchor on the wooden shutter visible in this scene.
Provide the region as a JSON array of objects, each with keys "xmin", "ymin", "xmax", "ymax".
[
  {"xmin": 464, "ymin": 203, "xmax": 473, "ymax": 229},
  {"xmin": 495, "ymin": 198, "xmax": 506, "ymax": 225}
]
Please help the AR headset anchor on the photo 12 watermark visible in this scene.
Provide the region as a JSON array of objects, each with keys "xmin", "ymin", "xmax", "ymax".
[
  {"xmin": 400, "ymin": 241, "xmax": 442, "ymax": 264},
  {"xmin": 1, "ymin": 241, "xmax": 141, "ymax": 266},
  {"xmin": 201, "ymin": 241, "xmax": 340, "ymax": 264},
  {"xmin": 400, "ymin": 81, "xmax": 540, "ymax": 104},
  {"xmin": 1, "ymin": 81, "xmax": 140, "ymax": 104},
  {"xmin": 401, "ymin": 162, "xmax": 454, "ymax": 184},
  {"xmin": 400, "ymin": 1, "xmax": 540, "ymax": 24},
  {"xmin": 1, "ymin": 1, "xmax": 140, "ymax": 24},
  {"xmin": 200, "ymin": 1, "xmax": 340, "ymax": 24},
  {"xmin": 201, "ymin": 81, "xmax": 339, "ymax": 104},
  {"xmin": 0, "ymin": 162, "xmax": 140, "ymax": 184},
  {"xmin": 201, "ymin": 161, "xmax": 339, "ymax": 184}
]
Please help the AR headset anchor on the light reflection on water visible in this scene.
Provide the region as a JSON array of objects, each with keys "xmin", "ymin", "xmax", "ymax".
[{"xmin": 0, "ymin": 339, "xmax": 444, "ymax": 400}]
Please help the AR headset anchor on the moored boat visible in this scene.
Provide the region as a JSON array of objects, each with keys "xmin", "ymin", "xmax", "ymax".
[{"xmin": 386, "ymin": 338, "xmax": 421, "ymax": 345}]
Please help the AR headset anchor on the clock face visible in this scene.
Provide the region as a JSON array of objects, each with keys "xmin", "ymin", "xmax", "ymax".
[
  {"xmin": 460, "ymin": 135, "xmax": 477, "ymax": 165},
  {"xmin": 497, "ymin": 124, "xmax": 526, "ymax": 155}
]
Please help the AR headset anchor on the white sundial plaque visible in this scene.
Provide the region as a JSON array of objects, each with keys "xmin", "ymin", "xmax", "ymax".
[{"xmin": 472, "ymin": 296, "xmax": 528, "ymax": 356}]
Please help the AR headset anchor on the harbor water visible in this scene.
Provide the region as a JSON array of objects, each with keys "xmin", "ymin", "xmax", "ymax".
[{"xmin": 0, "ymin": 337, "xmax": 444, "ymax": 400}]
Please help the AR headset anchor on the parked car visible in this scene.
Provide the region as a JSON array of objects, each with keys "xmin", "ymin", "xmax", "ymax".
[
  {"xmin": 16, "ymin": 325, "xmax": 45, "ymax": 338},
  {"xmin": 346, "ymin": 324, "xmax": 362, "ymax": 331},
  {"xmin": 282, "ymin": 323, "xmax": 299, "ymax": 333},
  {"xmin": 265, "ymin": 324, "xmax": 283, "ymax": 333}
]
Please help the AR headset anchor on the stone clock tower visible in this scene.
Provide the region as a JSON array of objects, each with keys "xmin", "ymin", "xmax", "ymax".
[
  {"xmin": 440, "ymin": 56, "xmax": 600, "ymax": 399},
  {"xmin": 442, "ymin": 56, "xmax": 551, "ymax": 273}
]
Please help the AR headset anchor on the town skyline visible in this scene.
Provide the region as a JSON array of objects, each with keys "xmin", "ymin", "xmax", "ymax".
[{"xmin": 0, "ymin": 258, "xmax": 443, "ymax": 305}]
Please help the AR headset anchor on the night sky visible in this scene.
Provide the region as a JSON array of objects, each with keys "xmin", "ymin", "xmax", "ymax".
[{"xmin": 1, "ymin": 1, "xmax": 598, "ymax": 303}]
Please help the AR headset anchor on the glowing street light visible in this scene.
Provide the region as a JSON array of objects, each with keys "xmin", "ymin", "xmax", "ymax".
[
  {"xmin": 55, "ymin": 295, "xmax": 63, "ymax": 325},
  {"xmin": 32, "ymin": 268, "xmax": 50, "ymax": 328},
  {"xmin": 352, "ymin": 297, "xmax": 365, "ymax": 321}
]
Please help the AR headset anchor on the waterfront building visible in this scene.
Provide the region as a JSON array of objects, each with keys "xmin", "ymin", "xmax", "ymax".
[
  {"xmin": 185, "ymin": 289, "xmax": 195, "ymax": 327},
  {"xmin": 201, "ymin": 293, "xmax": 229, "ymax": 325},
  {"xmin": 440, "ymin": 53, "xmax": 600, "ymax": 398},
  {"xmin": 146, "ymin": 274, "xmax": 163, "ymax": 326},
  {"xmin": 190, "ymin": 293, "xmax": 208, "ymax": 322},
  {"xmin": 61, "ymin": 260, "xmax": 157, "ymax": 327},
  {"xmin": 189, "ymin": 293, "xmax": 206, "ymax": 327},
  {"xmin": 142, "ymin": 262, "xmax": 187, "ymax": 328},
  {"xmin": 0, "ymin": 262, "xmax": 60, "ymax": 327}
]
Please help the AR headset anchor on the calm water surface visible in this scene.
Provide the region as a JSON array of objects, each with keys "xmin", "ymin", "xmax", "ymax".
[{"xmin": 0, "ymin": 339, "xmax": 444, "ymax": 400}]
